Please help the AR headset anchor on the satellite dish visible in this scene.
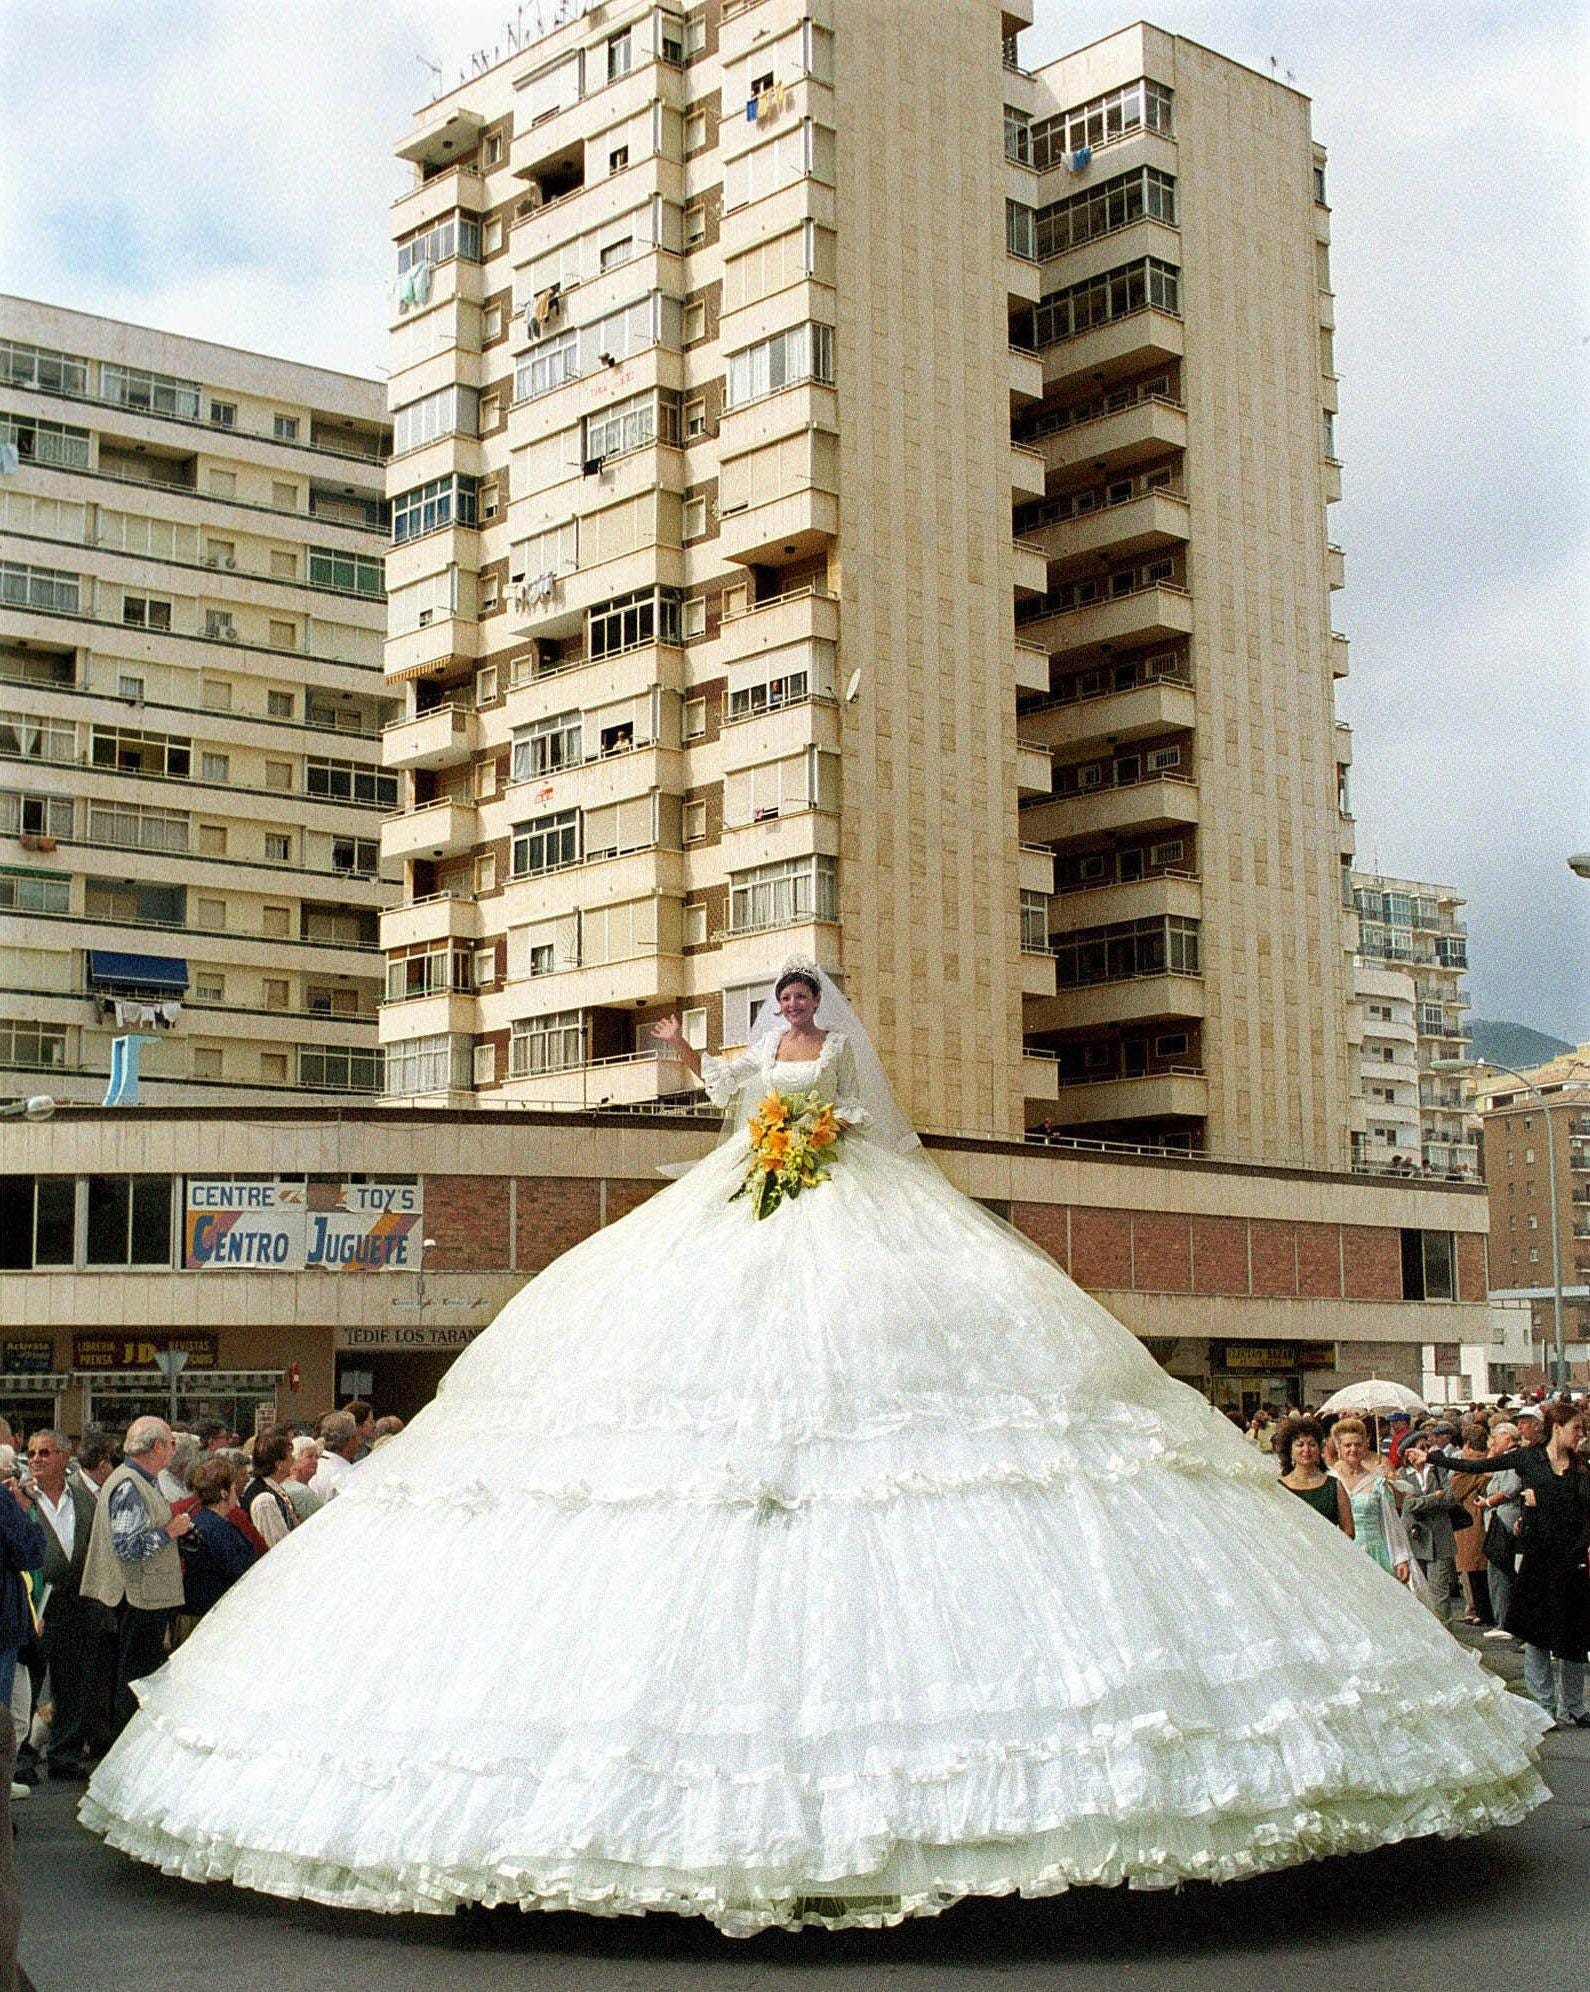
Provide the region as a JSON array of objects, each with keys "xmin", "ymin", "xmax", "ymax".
[{"xmin": 844, "ymin": 670, "xmax": 862, "ymax": 703}]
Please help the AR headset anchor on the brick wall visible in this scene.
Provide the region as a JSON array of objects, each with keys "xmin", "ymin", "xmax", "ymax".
[
  {"xmin": 423, "ymin": 1175, "xmax": 512, "ymax": 1272},
  {"xmin": 515, "ymin": 1178, "xmax": 601, "ymax": 1274}
]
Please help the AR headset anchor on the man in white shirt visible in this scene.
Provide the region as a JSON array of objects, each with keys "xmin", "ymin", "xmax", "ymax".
[{"xmin": 307, "ymin": 1412, "xmax": 359, "ymax": 1503}]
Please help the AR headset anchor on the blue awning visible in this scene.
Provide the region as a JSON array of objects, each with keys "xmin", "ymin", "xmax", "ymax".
[{"xmin": 87, "ymin": 950, "xmax": 189, "ymax": 993}]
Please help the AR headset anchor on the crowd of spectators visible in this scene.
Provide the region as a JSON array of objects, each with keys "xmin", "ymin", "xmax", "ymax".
[
  {"xmin": 0, "ymin": 1399, "xmax": 402, "ymax": 1802},
  {"xmin": 1257, "ymin": 1390, "xmax": 1590, "ymax": 1732}
]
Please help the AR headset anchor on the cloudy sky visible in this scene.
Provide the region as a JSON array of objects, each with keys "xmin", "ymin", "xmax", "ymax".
[{"xmin": 2, "ymin": 0, "xmax": 1586, "ymax": 1037}]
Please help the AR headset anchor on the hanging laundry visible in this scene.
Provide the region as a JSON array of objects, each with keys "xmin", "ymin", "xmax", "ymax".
[
  {"xmin": 1066, "ymin": 146, "xmax": 1092, "ymax": 173},
  {"xmin": 158, "ymin": 1001, "xmax": 182, "ymax": 1026},
  {"xmin": 0, "ymin": 442, "xmax": 19, "ymax": 476},
  {"xmin": 746, "ymin": 97, "xmax": 759, "ymax": 121}
]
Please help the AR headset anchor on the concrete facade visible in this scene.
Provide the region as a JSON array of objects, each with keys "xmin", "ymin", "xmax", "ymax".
[
  {"xmin": 1481, "ymin": 1077, "xmax": 1590, "ymax": 1378},
  {"xmin": 0, "ymin": 298, "xmax": 397, "ymax": 1104},
  {"xmin": 0, "ymin": 1104, "xmax": 1489, "ymax": 1432}
]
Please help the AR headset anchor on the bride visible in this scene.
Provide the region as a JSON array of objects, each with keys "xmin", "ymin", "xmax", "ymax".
[{"xmin": 82, "ymin": 959, "xmax": 1549, "ymax": 1933}]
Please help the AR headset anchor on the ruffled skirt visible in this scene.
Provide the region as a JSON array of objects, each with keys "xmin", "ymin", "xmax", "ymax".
[{"xmin": 81, "ymin": 1138, "xmax": 1550, "ymax": 1933}]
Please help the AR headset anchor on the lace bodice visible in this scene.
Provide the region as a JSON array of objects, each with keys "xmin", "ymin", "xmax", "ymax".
[{"xmin": 700, "ymin": 1030, "xmax": 870, "ymax": 1127}]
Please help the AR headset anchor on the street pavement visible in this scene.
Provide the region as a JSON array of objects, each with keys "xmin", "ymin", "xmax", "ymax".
[{"xmin": 18, "ymin": 1633, "xmax": 1587, "ymax": 1991}]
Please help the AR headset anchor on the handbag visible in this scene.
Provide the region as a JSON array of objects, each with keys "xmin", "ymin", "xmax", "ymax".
[
  {"xmin": 1448, "ymin": 1499, "xmax": 1475, "ymax": 1531},
  {"xmin": 1483, "ymin": 1512, "xmax": 1516, "ymax": 1572}
]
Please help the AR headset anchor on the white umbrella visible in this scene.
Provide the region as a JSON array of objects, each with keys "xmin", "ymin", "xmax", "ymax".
[{"xmin": 1317, "ymin": 1379, "xmax": 1428, "ymax": 1416}]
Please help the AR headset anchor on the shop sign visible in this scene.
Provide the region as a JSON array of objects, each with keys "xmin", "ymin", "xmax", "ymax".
[
  {"xmin": 73, "ymin": 1333, "xmax": 219, "ymax": 1372},
  {"xmin": 3, "ymin": 1341, "xmax": 57, "ymax": 1376},
  {"xmin": 1215, "ymin": 1341, "xmax": 1337, "ymax": 1374},
  {"xmin": 184, "ymin": 1181, "xmax": 422, "ymax": 1272},
  {"xmin": 1432, "ymin": 1343, "xmax": 1462, "ymax": 1376},
  {"xmin": 333, "ymin": 1322, "xmax": 485, "ymax": 1354}
]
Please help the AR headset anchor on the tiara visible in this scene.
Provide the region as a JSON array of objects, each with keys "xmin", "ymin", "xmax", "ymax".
[{"xmin": 778, "ymin": 954, "xmax": 820, "ymax": 978}]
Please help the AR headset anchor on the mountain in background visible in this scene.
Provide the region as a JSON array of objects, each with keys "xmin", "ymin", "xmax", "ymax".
[{"xmin": 1468, "ymin": 1019, "xmax": 1577, "ymax": 1070}]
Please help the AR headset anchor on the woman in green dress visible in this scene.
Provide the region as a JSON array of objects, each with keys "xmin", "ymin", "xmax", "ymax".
[
  {"xmin": 1278, "ymin": 1416, "xmax": 1355, "ymax": 1535},
  {"xmin": 1332, "ymin": 1416, "xmax": 1412, "ymax": 1581}
]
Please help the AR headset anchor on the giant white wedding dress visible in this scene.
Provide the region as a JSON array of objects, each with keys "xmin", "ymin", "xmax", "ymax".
[{"xmin": 83, "ymin": 994, "xmax": 1550, "ymax": 1934}]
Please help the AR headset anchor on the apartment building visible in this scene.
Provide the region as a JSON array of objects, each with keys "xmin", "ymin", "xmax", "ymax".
[
  {"xmin": 1481, "ymin": 1075, "xmax": 1590, "ymax": 1380},
  {"xmin": 1352, "ymin": 870, "xmax": 1475, "ymax": 1175},
  {"xmin": 378, "ymin": 8, "xmax": 1356, "ymax": 1161},
  {"xmin": 0, "ymin": 299, "xmax": 398, "ymax": 1104},
  {"xmin": 1012, "ymin": 26, "xmax": 1356, "ymax": 1165}
]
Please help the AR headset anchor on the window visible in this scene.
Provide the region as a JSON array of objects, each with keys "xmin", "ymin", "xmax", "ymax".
[
  {"xmin": 727, "ymin": 670, "xmax": 808, "ymax": 723},
  {"xmin": 198, "ymin": 823, "xmax": 228, "ymax": 856},
  {"xmin": 583, "ymin": 388, "xmax": 676, "ymax": 461},
  {"xmin": 1052, "ymin": 915, "xmax": 1201, "ymax": 988},
  {"xmin": 0, "ymin": 339, "xmax": 88, "ymax": 396},
  {"xmin": 607, "ymin": 26, "xmax": 632, "ymax": 80},
  {"xmin": 101, "ymin": 364, "xmax": 201, "ymax": 421},
  {"xmin": 512, "ymin": 712, "xmax": 582, "ymax": 782},
  {"xmin": 264, "ymin": 759, "xmax": 293, "ymax": 791},
  {"xmin": 87, "ymin": 799, "xmax": 189, "ymax": 853},
  {"xmin": 308, "ymin": 547, "xmax": 385, "ymax": 596},
  {"xmin": 684, "ymin": 903, "xmax": 708, "ymax": 947},
  {"xmin": 685, "ymin": 202, "xmax": 707, "ymax": 246},
  {"xmin": 684, "ymin": 395, "xmax": 707, "ymax": 439},
  {"xmin": 729, "ymin": 854, "xmax": 838, "ymax": 934},
  {"xmin": 0, "ymin": 711, "xmax": 74, "ymax": 762},
  {"xmin": 263, "ymin": 832, "xmax": 291, "ymax": 862},
  {"xmin": 725, "ymin": 322, "xmax": 833, "ymax": 406},
  {"xmin": 202, "ymin": 608, "xmax": 237, "ymax": 640},
  {"xmin": 262, "ymin": 905, "xmax": 291, "ymax": 939},
  {"xmin": 476, "ymin": 664, "xmax": 499, "ymax": 704},
  {"xmin": 270, "ymin": 550, "xmax": 298, "ymax": 580},
  {"xmin": 261, "ymin": 1051, "xmax": 289, "ymax": 1082},
  {"xmin": 207, "ymin": 469, "xmax": 237, "ymax": 498},
  {"xmin": 1030, "ymin": 78, "xmax": 1174, "ymax": 170},
  {"xmin": 1313, "ymin": 161, "xmax": 1327, "ymax": 204},
  {"xmin": 391, "ymin": 384, "xmax": 479, "ymax": 456},
  {"xmin": 209, "ymin": 399, "xmax": 236, "ymax": 427},
  {"xmin": 299, "ymin": 1045, "xmax": 382, "ymax": 1092},
  {"xmin": 392, "ymin": 474, "xmax": 479, "ymax": 542},
  {"xmin": 263, "ymin": 978, "xmax": 290, "ymax": 1010},
  {"xmin": 201, "ymin": 677, "xmax": 233, "ymax": 710},
  {"xmin": 267, "ymin": 689, "xmax": 295, "ymax": 718},
  {"xmin": 273, "ymin": 414, "xmax": 300, "ymax": 442},
  {"xmin": 475, "ymin": 851, "xmax": 498, "ymax": 894},
  {"xmin": 191, "ymin": 1045, "xmax": 223, "ymax": 1081},
  {"xmin": 1005, "ymin": 105, "xmax": 1032, "ymax": 163},
  {"xmin": 121, "ymin": 594, "xmax": 172, "ymax": 631},
  {"xmin": 682, "ymin": 596, "xmax": 707, "ymax": 639},
  {"xmin": 520, "ymin": 329, "xmax": 578, "ymax": 400},
  {"xmin": 600, "ymin": 234, "xmax": 635, "ymax": 271},
  {"xmin": 193, "ymin": 973, "xmax": 224, "ymax": 1002},
  {"xmin": 0, "ymin": 1020, "xmax": 68, "ymax": 1070},
  {"xmin": 1006, "ymin": 201, "xmax": 1035, "ymax": 259},
  {"xmin": 683, "ymin": 298, "xmax": 707, "ymax": 343},
  {"xmin": 510, "ymin": 1010, "xmax": 584, "ymax": 1076},
  {"xmin": 512, "ymin": 809, "xmax": 578, "ymax": 877},
  {"xmin": 683, "ymin": 696, "xmax": 706, "ymax": 739},
  {"xmin": 395, "ymin": 215, "xmax": 482, "ymax": 275},
  {"xmin": 1401, "ymin": 1228, "xmax": 1456, "ymax": 1302},
  {"xmin": 1020, "ymin": 890, "xmax": 1048, "ymax": 952},
  {"xmin": 1032, "ymin": 258, "xmax": 1180, "ymax": 347},
  {"xmin": 86, "ymin": 1175, "xmax": 172, "ymax": 1267},
  {"xmin": 272, "ymin": 481, "xmax": 298, "ymax": 510},
  {"xmin": 473, "ymin": 947, "xmax": 498, "ymax": 991},
  {"xmin": 683, "ymin": 494, "xmax": 707, "ymax": 539},
  {"xmin": 0, "ymin": 867, "xmax": 69, "ymax": 914},
  {"xmin": 683, "ymin": 799, "xmax": 707, "ymax": 842},
  {"xmin": 0, "ymin": 1175, "xmax": 75, "ymax": 1270},
  {"xmin": 484, "ymin": 218, "xmax": 504, "ymax": 255},
  {"xmin": 609, "ymin": 146, "xmax": 630, "ymax": 175},
  {"xmin": 305, "ymin": 759, "xmax": 398, "ymax": 807},
  {"xmin": 685, "ymin": 111, "xmax": 706, "ymax": 153},
  {"xmin": 511, "ymin": 518, "xmax": 578, "ymax": 584},
  {"xmin": 1034, "ymin": 167, "xmax": 1177, "ymax": 258},
  {"xmin": 269, "ymin": 618, "xmax": 297, "ymax": 649},
  {"xmin": 191, "ymin": 893, "xmax": 224, "ymax": 927},
  {"xmin": 382, "ymin": 1032, "xmax": 473, "ymax": 1097},
  {"xmin": 588, "ymin": 586, "xmax": 680, "ymax": 658},
  {"xmin": 473, "ymin": 1041, "xmax": 498, "ymax": 1086},
  {"xmin": 0, "ymin": 412, "xmax": 91, "ymax": 469}
]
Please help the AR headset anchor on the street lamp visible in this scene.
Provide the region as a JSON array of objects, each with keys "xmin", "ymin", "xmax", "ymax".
[
  {"xmin": 1452, "ymin": 1054, "xmax": 1589, "ymax": 1390},
  {"xmin": 0, "ymin": 1095, "xmax": 56, "ymax": 1121}
]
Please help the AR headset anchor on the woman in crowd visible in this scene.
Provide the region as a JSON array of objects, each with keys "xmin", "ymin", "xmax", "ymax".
[
  {"xmin": 179, "ymin": 1460, "xmax": 257, "ymax": 1624},
  {"xmin": 1277, "ymin": 1417, "xmax": 1354, "ymax": 1536},
  {"xmin": 1478, "ymin": 1420, "xmax": 1524, "ymax": 1641},
  {"xmin": 241, "ymin": 1433, "xmax": 299, "ymax": 1551},
  {"xmin": 283, "ymin": 1439, "xmax": 323, "ymax": 1524},
  {"xmin": 1448, "ymin": 1416, "xmax": 1493, "ymax": 1625},
  {"xmin": 1332, "ymin": 1418, "xmax": 1411, "ymax": 1581},
  {"xmin": 1434, "ymin": 1403, "xmax": 1589, "ymax": 1726}
]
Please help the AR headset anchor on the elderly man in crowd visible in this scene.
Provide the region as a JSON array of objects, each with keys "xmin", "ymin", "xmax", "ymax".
[
  {"xmin": 81, "ymin": 1417, "xmax": 191, "ymax": 1737},
  {"xmin": 345, "ymin": 1400, "xmax": 377, "ymax": 1462},
  {"xmin": 283, "ymin": 1438, "xmax": 323, "ymax": 1522},
  {"xmin": 23, "ymin": 1431, "xmax": 100, "ymax": 1780},
  {"xmin": 71, "ymin": 1430, "xmax": 118, "ymax": 1498},
  {"xmin": 308, "ymin": 1411, "xmax": 360, "ymax": 1502},
  {"xmin": 1396, "ymin": 1430, "xmax": 1463, "ymax": 1621}
]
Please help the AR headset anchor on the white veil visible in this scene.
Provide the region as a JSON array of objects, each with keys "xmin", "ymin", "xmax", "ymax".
[{"xmin": 725, "ymin": 955, "xmax": 920, "ymax": 1155}]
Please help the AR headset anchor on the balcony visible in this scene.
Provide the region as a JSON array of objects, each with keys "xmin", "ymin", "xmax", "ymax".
[
  {"xmin": 382, "ymin": 704, "xmax": 480, "ymax": 771},
  {"xmin": 380, "ymin": 796, "xmax": 479, "ymax": 863},
  {"xmin": 1028, "ymin": 582, "xmax": 1193, "ymax": 659},
  {"xmin": 1026, "ymin": 395, "xmax": 1187, "ymax": 481},
  {"xmin": 1048, "ymin": 872, "xmax": 1202, "ymax": 936},
  {"xmin": 384, "ymin": 615, "xmax": 483, "ymax": 683},
  {"xmin": 1331, "ymin": 631, "xmax": 1350, "ymax": 678},
  {"xmin": 1021, "ymin": 948, "xmax": 1057, "ymax": 998},
  {"xmin": 502, "ymin": 1048, "xmax": 699, "ymax": 1110},
  {"xmin": 1326, "ymin": 543, "xmax": 1346, "ymax": 591},
  {"xmin": 1007, "ymin": 253, "xmax": 1041, "ymax": 308},
  {"xmin": 1028, "ymin": 972, "xmax": 1206, "ymax": 1035},
  {"xmin": 1022, "ymin": 1052, "xmax": 1060, "ymax": 1102},
  {"xmin": 719, "ymin": 583, "xmax": 840, "ymax": 663},
  {"xmin": 511, "ymin": 545, "xmax": 686, "ymax": 643},
  {"xmin": 1022, "ymin": 675, "xmax": 1196, "ymax": 754},
  {"xmin": 1010, "ymin": 445, "xmax": 1046, "ymax": 499},
  {"xmin": 1016, "ymin": 741, "xmax": 1051, "ymax": 797},
  {"xmin": 1043, "ymin": 310, "xmax": 1184, "ymax": 393},
  {"xmin": 1324, "ymin": 458, "xmax": 1343, "ymax": 504},
  {"xmin": 1014, "ymin": 641, "xmax": 1049, "ymax": 694},
  {"xmin": 396, "ymin": 105, "xmax": 485, "ymax": 172},
  {"xmin": 1018, "ymin": 843, "xmax": 1055, "ymax": 895},
  {"xmin": 378, "ymin": 989, "xmax": 477, "ymax": 1040},
  {"xmin": 379, "ymin": 891, "xmax": 484, "ymax": 951},
  {"xmin": 1008, "ymin": 345, "xmax": 1043, "ymax": 406},
  {"xmin": 1034, "ymin": 488, "xmax": 1190, "ymax": 567},
  {"xmin": 502, "ymin": 950, "xmax": 685, "ymax": 1015},
  {"xmin": 390, "ymin": 166, "xmax": 485, "ymax": 237},
  {"xmin": 1012, "ymin": 539, "xmax": 1048, "ymax": 596},
  {"xmin": 1024, "ymin": 773, "xmax": 1199, "ymax": 845},
  {"xmin": 720, "ymin": 486, "xmax": 839, "ymax": 567},
  {"xmin": 1049, "ymin": 1068, "xmax": 1209, "ymax": 1127}
]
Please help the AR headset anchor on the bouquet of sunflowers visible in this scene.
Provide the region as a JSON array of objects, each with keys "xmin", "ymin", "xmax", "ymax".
[{"xmin": 731, "ymin": 1088, "xmax": 845, "ymax": 1220}]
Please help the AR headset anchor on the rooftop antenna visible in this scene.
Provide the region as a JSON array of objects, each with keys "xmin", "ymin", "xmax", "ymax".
[{"xmin": 416, "ymin": 53, "xmax": 442, "ymax": 97}]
